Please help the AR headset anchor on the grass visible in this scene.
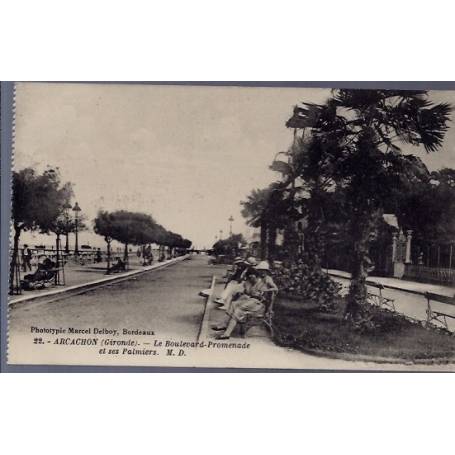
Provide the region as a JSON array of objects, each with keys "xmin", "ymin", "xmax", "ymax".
[{"xmin": 273, "ymin": 298, "xmax": 455, "ymax": 362}]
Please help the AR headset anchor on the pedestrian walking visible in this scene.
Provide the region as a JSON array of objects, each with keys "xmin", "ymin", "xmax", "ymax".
[
  {"xmin": 95, "ymin": 248, "xmax": 102, "ymax": 263},
  {"xmin": 21, "ymin": 244, "xmax": 33, "ymax": 272}
]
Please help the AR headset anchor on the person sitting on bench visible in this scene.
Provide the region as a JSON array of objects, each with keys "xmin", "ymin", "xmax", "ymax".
[
  {"xmin": 214, "ymin": 256, "xmax": 257, "ymax": 310},
  {"xmin": 212, "ymin": 262, "xmax": 278, "ymax": 339},
  {"xmin": 22, "ymin": 257, "xmax": 56, "ymax": 289},
  {"xmin": 144, "ymin": 244, "xmax": 154, "ymax": 265},
  {"xmin": 110, "ymin": 257, "xmax": 126, "ymax": 273}
]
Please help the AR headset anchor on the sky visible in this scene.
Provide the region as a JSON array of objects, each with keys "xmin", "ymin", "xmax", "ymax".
[{"xmin": 13, "ymin": 83, "xmax": 455, "ymax": 250}]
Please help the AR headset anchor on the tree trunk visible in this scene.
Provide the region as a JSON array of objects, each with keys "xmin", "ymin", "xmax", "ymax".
[
  {"xmin": 9, "ymin": 226, "xmax": 21, "ymax": 295},
  {"xmin": 55, "ymin": 234, "xmax": 60, "ymax": 285},
  {"xmin": 345, "ymin": 210, "xmax": 381, "ymax": 318},
  {"xmin": 305, "ymin": 227, "xmax": 323, "ymax": 270},
  {"xmin": 123, "ymin": 242, "xmax": 129, "ymax": 269},
  {"xmin": 260, "ymin": 221, "xmax": 267, "ymax": 260},
  {"xmin": 159, "ymin": 245, "xmax": 164, "ymax": 261},
  {"xmin": 283, "ymin": 223, "xmax": 299, "ymax": 264},
  {"xmin": 305, "ymin": 188, "xmax": 325, "ymax": 270},
  {"xmin": 106, "ymin": 239, "xmax": 111, "ymax": 274},
  {"xmin": 267, "ymin": 225, "xmax": 277, "ymax": 261}
]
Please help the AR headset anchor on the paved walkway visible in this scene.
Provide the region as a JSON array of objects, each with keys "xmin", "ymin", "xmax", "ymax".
[
  {"xmin": 8, "ymin": 256, "xmax": 454, "ymax": 370},
  {"xmin": 328, "ymin": 269, "xmax": 455, "ymax": 297},
  {"xmin": 8, "ymin": 255, "xmax": 211, "ymax": 366},
  {"xmin": 328, "ymin": 269, "xmax": 455, "ymax": 331},
  {"xmin": 9, "ymin": 256, "xmax": 184, "ymax": 304}
]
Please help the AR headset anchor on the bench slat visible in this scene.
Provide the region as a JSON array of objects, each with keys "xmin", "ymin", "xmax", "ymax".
[
  {"xmin": 425, "ymin": 292, "xmax": 455, "ymax": 306},
  {"xmin": 432, "ymin": 311, "xmax": 455, "ymax": 319},
  {"xmin": 365, "ymin": 280, "xmax": 385, "ymax": 289}
]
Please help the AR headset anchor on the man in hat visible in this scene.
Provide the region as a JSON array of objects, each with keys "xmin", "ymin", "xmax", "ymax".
[
  {"xmin": 214, "ymin": 256, "xmax": 257, "ymax": 309},
  {"xmin": 21, "ymin": 244, "xmax": 33, "ymax": 272}
]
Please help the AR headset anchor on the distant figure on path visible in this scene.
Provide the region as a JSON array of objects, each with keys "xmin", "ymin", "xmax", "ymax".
[
  {"xmin": 21, "ymin": 244, "xmax": 33, "ymax": 272},
  {"xmin": 95, "ymin": 248, "xmax": 102, "ymax": 263}
]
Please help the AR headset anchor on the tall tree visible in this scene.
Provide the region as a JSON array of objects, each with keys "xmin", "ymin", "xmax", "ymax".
[
  {"xmin": 93, "ymin": 210, "xmax": 115, "ymax": 272},
  {"xmin": 272, "ymin": 134, "xmax": 340, "ymax": 267},
  {"xmin": 108, "ymin": 211, "xmax": 157, "ymax": 267},
  {"xmin": 289, "ymin": 90, "xmax": 452, "ymax": 317},
  {"xmin": 242, "ymin": 183, "xmax": 298, "ymax": 261},
  {"xmin": 241, "ymin": 187, "xmax": 272, "ymax": 259},
  {"xmin": 212, "ymin": 233, "xmax": 246, "ymax": 257},
  {"xmin": 93, "ymin": 210, "xmax": 191, "ymax": 270},
  {"xmin": 48, "ymin": 182, "xmax": 75, "ymax": 266},
  {"xmin": 10, "ymin": 167, "xmax": 67, "ymax": 293}
]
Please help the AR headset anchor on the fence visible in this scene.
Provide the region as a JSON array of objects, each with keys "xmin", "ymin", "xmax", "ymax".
[
  {"xmin": 404, "ymin": 264, "xmax": 455, "ymax": 285},
  {"xmin": 411, "ymin": 242, "xmax": 454, "ymax": 269},
  {"xmin": 18, "ymin": 247, "xmax": 103, "ymax": 262}
]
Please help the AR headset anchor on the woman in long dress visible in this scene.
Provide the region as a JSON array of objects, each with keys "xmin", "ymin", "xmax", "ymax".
[{"xmin": 213, "ymin": 261, "xmax": 278, "ymax": 339}]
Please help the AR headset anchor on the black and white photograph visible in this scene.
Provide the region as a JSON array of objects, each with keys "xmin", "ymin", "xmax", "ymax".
[{"xmin": 6, "ymin": 82, "xmax": 455, "ymax": 370}]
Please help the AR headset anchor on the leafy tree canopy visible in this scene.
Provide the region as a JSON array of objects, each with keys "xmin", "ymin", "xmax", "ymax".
[
  {"xmin": 93, "ymin": 210, "xmax": 192, "ymax": 248},
  {"xmin": 12, "ymin": 167, "xmax": 71, "ymax": 234}
]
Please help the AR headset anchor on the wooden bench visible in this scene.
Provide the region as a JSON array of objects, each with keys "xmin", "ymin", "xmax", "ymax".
[
  {"xmin": 366, "ymin": 281, "xmax": 396, "ymax": 311},
  {"xmin": 239, "ymin": 291, "xmax": 277, "ymax": 338},
  {"xmin": 425, "ymin": 292, "xmax": 455, "ymax": 330}
]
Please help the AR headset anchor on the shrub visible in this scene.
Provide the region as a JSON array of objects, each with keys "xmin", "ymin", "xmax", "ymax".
[{"xmin": 273, "ymin": 255, "xmax": 341, "ymax": 311}]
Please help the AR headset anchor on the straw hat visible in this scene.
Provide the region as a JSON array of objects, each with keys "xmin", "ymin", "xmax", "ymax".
[
  {"xmin": 255, "ymin": 261, "xmax": 270, "ymax": 271},
  {"xmin": 246, "ymin": 256, "xmax": 257, "ymax": 266}
]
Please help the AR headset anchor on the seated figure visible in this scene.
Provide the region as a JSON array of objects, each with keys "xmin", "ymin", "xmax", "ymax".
[
  {"xmin": 212, "ymin": 261, "xmax": 278, "ymax": 339},
  {"xmin": 214, "ymin": 256, "xmax": 257, "ymax": 310},
  {"xmin": 109, "ymin": 258, "xmax": 126, "ymax": 273},
  {"xmin": 21, "ymin": 257, "xmax": 56, "ymax": 289}
]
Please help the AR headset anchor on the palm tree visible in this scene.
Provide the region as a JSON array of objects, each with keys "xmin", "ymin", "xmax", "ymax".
[
  {"xmin": 288, "ymin": 90, "xmax": 452, "ymax": 317},
  {"xmin": 241, "ymin": 187, "xmax": 271, "ymax": 259},
  {"xmin": 271, "ymin": 134, "xmax": 339, "ymax": 268},
  {"xmin": 241, "ymin": 182, "xmax": 297, "ymax": 261}
]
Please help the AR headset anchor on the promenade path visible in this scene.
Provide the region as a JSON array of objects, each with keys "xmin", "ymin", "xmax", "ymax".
[
  {"xmin": 328, "ymin": 269, "xmax": 455, "ymax": 331},
  {"xmin": 9, "ymin": 256, "xmax": 173, "ymax": 304},
  {"xmin": 7, "ymin": 256, "xmax": 453, "ymax": 370}
]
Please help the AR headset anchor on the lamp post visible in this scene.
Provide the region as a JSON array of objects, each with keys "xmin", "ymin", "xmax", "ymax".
[
  {"xmin": 63, "ymin": 202, "xmax": 72, "ymax": 253},
  {"xmin": 72, "ymin": 202, "xmax": 81, "ymax": 256},
  {"xmin": 228, "ymin": 215, "xmax": 234, "ymax": 237}
]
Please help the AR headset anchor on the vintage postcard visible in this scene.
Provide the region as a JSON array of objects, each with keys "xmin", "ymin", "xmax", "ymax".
[{"xmin": 6, "ymin": 82, "xmax": 455, "ymax": 370}]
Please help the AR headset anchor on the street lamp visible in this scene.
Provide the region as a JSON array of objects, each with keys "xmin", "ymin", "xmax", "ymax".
[
  {"xmin": 63, "ymin": 202, "xmax": 72, "ymax": 253},
  {"xmin": 228, "ymin": 215, "xmax": 234, "ymax": 237},
  {"xmin": 72, "ymin": 202, "xmax": 81, "ymax": 256},
  {"xmin": 219, "ymin": 229, "xmax": 223, "ymax": 240}
]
